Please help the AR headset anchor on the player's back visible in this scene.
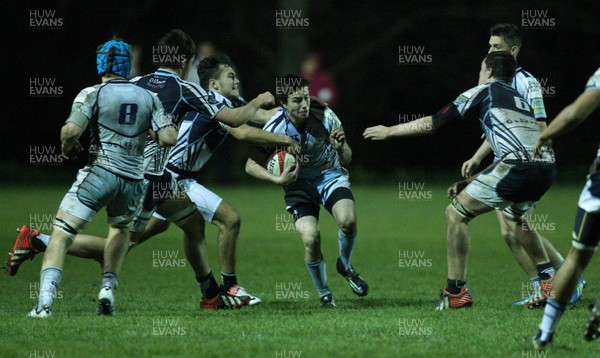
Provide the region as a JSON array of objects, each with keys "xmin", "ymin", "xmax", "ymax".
[
  {"xmin": 484, "ymin": 81, "xmax": 551, "ymax": 161},
  {"xmin": 83, "ymin": 79, "xmax": 160, "ymax": 179}
]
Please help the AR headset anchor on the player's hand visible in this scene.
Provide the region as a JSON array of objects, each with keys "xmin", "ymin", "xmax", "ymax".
[
  {"xmin": 286, "ymin": 138, "xmax": 301, "ymax": 155},
  {"xmin": 534, "ymin": 136, "xmax": 552, "ymax": 157},
  {"xmin": 310, "ymin": 96, "xmax": 328, "ymax": 108},
  {"xmin": 447, "ymin": 180, "xmax": 468, "ymax": 198},
  {"xmin": 329, "ymin": 128, "xmax": 346, "ymax": 149},
  {"xmin": 254, "ymin": 92, "xmax": 275, "ymax": 108},
  {"xmin": 461, "ymin": 158, "xmax": 480, "ymax": 178},
  {"xmin": 277, "ymin": 163, "xmax": 299, "ymax": 185},
  {"xmin": 363, "ymin": 125, "xmax": 391, "ymax": 141},
  {"xmin": 62, "ymin": 141, "xmax": 83, "ymax": 160}
]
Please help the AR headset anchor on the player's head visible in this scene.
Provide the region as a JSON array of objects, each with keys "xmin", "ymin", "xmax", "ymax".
[
  {"xmin": 479, "ymin": 51, "xmax": 517, "ymax": 84},
  {"xmin": 96, "ymin": 36, "xmax": 132, "ymax": 79},
  {"xmin": 489, "ymin": 23, "xmax": 522, "ymax": 59},
  {"xmin": 198, "ymin": 54, "xmax": 240, "ymax": 99},
  {"xmin": 277, "ymin": 74, "xmax": 310, "ymax": 121},
  {"xmin": 156, "ymin": 29, "xmax": 196, "ymax": 79}
]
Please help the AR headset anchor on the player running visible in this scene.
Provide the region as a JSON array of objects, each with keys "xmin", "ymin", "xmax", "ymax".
[
  {"xmin": 9, "ymin": 30, "xmax": 275, "ymax": 310},
  {"xmin": 531, "ymin": 67, "xmax": 600, "ymax": 349},
  {"xmin": 245, "ymin": 74, "xmax": 369, "ymax": 308},
  {"xmin": 364, "ymin": 51, "xmax": 557, "ymax": 310},
  {"xmin": 140, "ymin": 53, "xmax": 300, "ymax": 307},
  {"xmin": 26, "ymin": 38, "xmax": 176, "ymax": 317},
  {"xmin": 457, "ymin": 23, "xmax": 585, "ymax": 306}
]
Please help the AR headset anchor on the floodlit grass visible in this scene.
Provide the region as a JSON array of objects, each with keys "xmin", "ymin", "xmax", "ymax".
[{"xmin": 0, "ymin": 182, "xmax": 597, "ymax": 357}]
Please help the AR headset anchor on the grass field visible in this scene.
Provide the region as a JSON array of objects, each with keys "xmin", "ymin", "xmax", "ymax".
[{"xmin": 0, "ymin": 181, "xmax": 598, "ymax": 357}]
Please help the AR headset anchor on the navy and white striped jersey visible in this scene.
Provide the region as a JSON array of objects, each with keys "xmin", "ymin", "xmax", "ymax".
[
  {"xmin": 513, "ymin": 67, "xmax": 547, "ymax": 122},
  {"xmin": 166, "ymin": 90, "xmax": 240, "ymax": 180},
  {"xmin": 131, "ymin": 69, "xmax": 224, "ymax": 176},
  {"xmin": 69, "ymin": 79, "xmax": 171, "ymax": 180},
  {"xmin": 261, "ymin": 105, "xmax": 344, "ymax": 179},
  {"xmin": 435, "ymin": 80, "xmax": 554, "ymax": 163}
]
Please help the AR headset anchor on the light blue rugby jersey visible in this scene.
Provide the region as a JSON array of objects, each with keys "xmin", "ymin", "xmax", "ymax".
[
  {"xmin": 70, "ymin": 79, "xmax": 171, "ymax": 180},
  {"xmin": 262, "ymin": 105, "xmax": 344, "ymax": 179}
]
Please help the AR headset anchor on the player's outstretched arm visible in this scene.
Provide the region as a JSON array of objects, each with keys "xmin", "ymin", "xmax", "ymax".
[
  {"xmin": 228, "ymin": 125, "xmax": 301, "ymax": 154},
  {"xmin": 363, "ymin": 115, "xmax": 435, "ymax": 140},
  {"xmin": 216, "ymin": 92, "xmax": 275, "ymax": 128},
  {"xmin": 245, "ymin": 153, "xmax": 298, "ymax": 185},
  {"xmin": 535, "ymin": 89, "xmax": 600, "ymax": 150},
  {"xmin": 251, "ymin": 107, "xmax": 281, "ymax": 126}
]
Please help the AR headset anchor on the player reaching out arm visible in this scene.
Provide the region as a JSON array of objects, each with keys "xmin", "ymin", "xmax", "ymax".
[{"xmin": 364, "ymin": 52, "xmax": 557, "ymax": 311}]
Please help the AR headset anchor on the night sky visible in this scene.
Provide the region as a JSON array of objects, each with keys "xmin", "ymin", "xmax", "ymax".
[{"xmin": 7, "ymin": 0, "xmax": 600, "ymax": 182}]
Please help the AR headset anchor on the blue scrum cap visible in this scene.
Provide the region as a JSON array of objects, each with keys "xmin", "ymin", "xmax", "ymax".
[{"xmin": 96, "ymin": 39, "xmax": 132, "ymax": 78}]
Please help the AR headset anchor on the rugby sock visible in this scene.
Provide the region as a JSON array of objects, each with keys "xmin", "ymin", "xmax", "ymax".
[
  {"xmin": 446, "ymin": 279, "xmax": 466, "ymax": 294},
  {"xmin": 529, "ymin": 276, "xmax": 541, "ymax": 292},
  {"xmin": 33, "ymin": 234, "xmax": 50, "ymax": 251},
  {"xmin": 101, "ymin": 271, "xmax": 118, "ymax": 289},
  {"xmin": 221, "ymin": 272, "xmax": 238, "ymax": 290},
  {"xmin": 39, "ymin": 267, "xmax": 62, "ymax": 308},
  {"xmin": 536, "ymin": 263, "xmax": 555, "ymax": 280},
  {"xmin": 539, "ymin": 298, "xmax": 566, "ymax": 341},
  {"xmin": 338, "ymin": 229, "xmax": 357, "ymax": 270},
  {"xmin": 197, "ymin": 272, "xmax": 220, "ymax": 299},
  {"xmin": 306, "ymin": 258, "xmax": 331, "ymax": 297}
]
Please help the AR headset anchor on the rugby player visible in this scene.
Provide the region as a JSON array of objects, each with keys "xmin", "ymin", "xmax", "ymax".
[
  {"xmin": 364, "ymin": 52, "xmax": 557, "ymax": 310},
  {"xmin": 246, "ymin": 74, "xmax": 369, "ymax": 308},
  {"xmin": 27, "ymin": 38, "xmax": 176, "ymax": 317}
]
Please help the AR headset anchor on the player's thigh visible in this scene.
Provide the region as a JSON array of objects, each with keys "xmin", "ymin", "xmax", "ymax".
[
  {"xmin": 330, "ymin": 198, "xmax": 357, "ymax": 232},
  {"xmin": 178, "ymin": 178, "xmax": 224, "ymax": 223},
  {"xmin": 106, "ymin": 176, "xmax": 146, "ymax": 226},
  {"xmin": 448, "ymin": 189, "xmax": 495, "ymax": 221},
  {"xmin": 59, "ymin": 165, "xmax": 121, "ymax": 226}
]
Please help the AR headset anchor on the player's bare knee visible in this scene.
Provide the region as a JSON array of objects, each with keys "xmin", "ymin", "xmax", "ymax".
[
  {"xmin": 302, "ymin": 234, "xmax": 321, "ymax": 255},
  {"xmin": 337, "ymin": 216, "xmax": 356, "ymax": 235}
]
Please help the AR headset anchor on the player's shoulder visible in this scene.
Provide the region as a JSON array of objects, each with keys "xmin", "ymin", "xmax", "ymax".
[
  {"xmin": 263, "ymin": 108, "xmax": 288, "ymax": 132},
  {"xmin": 453, "ymin": 83, "xmax": 488, "ymax": 105},
  {"xmin": 585, "ymin": 67, "xmax": 600, "ymax": 91}
]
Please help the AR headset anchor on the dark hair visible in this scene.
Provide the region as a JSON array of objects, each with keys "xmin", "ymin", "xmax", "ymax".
[
  {"xmin": 276, "ymin": 74, "xmax": 310, "ymax": 105},
  {"xmin": 490, "ymin": 23, "xmax": 522, "ymax": 48},
  {"xmin": 155, "ymin": 29, "xmax": 196, "ymax": 67},
  {"xmin": 484, "ymin": 51, "xmax": 516, "ymax": 82},
  {"xmin": 198, "ymin": 53, "xmax": 235, "ymax": 89}
]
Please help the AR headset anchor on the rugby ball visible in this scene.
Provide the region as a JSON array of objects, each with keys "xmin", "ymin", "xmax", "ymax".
[{"xmin": 267, "ymin": 150, "xmax": 296, "ymax": 176}]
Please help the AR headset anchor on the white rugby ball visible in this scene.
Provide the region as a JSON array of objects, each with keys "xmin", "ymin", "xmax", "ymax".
[{"xmin": 267, "ymin": 151, "xmax": 296, "ymax": 176}]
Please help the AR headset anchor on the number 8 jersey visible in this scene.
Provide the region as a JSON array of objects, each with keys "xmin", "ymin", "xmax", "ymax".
[{"xmin": 71, "ymin": 79, "xmax": 172, "ymax": 180}]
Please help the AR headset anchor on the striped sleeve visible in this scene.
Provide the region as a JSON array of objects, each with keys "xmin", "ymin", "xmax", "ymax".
[
  {"xmin": 514, "ymin": 70, "xmax": 546, "ymax": 121},
  {"xmin": 149, "ymin": 91, "xmax": 172, "ymax": 133},
  {"xmin": 180, "ymin": 80, "xmax": 224, "ymax": 118},
  {"xmin": 585, "ymin": 68, "xmax": 600, "ymax": 91}
]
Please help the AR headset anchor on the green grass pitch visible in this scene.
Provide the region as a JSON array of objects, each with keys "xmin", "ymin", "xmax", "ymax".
[{"xmin": 0, "ymin": 181, "xmax": 598, "ymax": 357}]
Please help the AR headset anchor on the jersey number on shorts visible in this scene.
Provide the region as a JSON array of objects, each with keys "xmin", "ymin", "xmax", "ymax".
[{"xmin": 118, "ymin": 103, "xmax": 138, "ymax": 125}]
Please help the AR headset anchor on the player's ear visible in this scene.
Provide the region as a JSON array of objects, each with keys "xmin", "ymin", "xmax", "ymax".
[
  {"xmin": 510, "ymin": 46, "xmax": 519, "ymax": 58},
  {"xmin": 209, "ymin": 79, "xmax": 218, "ymax": 90}
]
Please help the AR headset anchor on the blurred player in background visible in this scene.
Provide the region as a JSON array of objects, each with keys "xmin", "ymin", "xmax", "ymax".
[
  {"xmin": 25, "ymin": 38, "xmax": 176, "ymax": 317},
  {"xmin": 246, "ymin": 74, "xmax": 368, "ymax": 307},
  {"xmin": 532, "ymin": 67, "xmax": 600, "ymax": 349},
  {"xmin": 452, "ymin": 23, "xmax": 584, "ymax": 307},
  {"xmin": 9, "ymin": 29, "xmax": 275, "ymax": 310},
  {"xmin": 364, "ymin": 52, "xmax": 557, "ymax": 310}
]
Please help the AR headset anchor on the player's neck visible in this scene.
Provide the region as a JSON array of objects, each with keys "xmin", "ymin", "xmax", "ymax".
[{"xmin": 101, "ymin": 75, "xmax": 125, "ymax": 82}]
